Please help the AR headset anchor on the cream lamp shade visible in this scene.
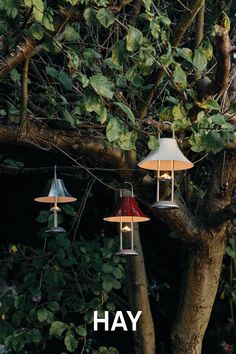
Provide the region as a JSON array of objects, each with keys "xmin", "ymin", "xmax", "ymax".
[{"xmin": 138, "ymin": 138, "xmax": 193, "ymax": 171}]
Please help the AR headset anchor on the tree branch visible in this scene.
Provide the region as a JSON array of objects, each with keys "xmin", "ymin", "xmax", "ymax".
[
  {"xmin": 20, "ymin": 58, "xmax": 30, "ymax": 134},
  {"xmin": 204, "ymin": 151, "xmax": 236, "ymax": 226},
  {"xmin": 0, "ymin": 38, "xmax": 37, "ymax": 82},
  {"xmin": 139, "ymin": 0, "xmax": 205, "ymax": 120},
  {"xmin": 143, "ymin": 198, "xmax": 205, "ymax": 243},
  {"xmin": 207, "ymin": 198, "xmax": 236, "ymax": 228},
  {"xmin": 0, "ymin": 8, "xmax": 82, "ymax": 82},
  {"xmin": 197, "ymin": 26, "xmax": 233, "ymax": 99},
  {"xmin": 0, "ymin": 122, "xmax": 124, "ymax": 168}
]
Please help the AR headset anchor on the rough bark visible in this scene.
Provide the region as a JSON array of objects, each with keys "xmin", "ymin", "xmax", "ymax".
[
  {"xmin": 20, "ymin": 59, "xmax": 30, "ymax": 135},
  {"xmin": 153, "ymin": 198, "xmax": 204, "ymax": 243},
  {"xmin": 197, "ymin": 26, "xmax": 233, "ymax": 99},
  {"xmin": 171, "ymin": 234, "xmax": 227, "ymax": 354},
  {"xmin": 126, "ymin": 223, "xmax": 156, "ymax": 354},
  {"xmin": 0, "ymin": 122, "xmax": 124, "ymax": 168},
  {"xmin": 169, "ymin": 151, "xmax": 236, "ymax": 354}
]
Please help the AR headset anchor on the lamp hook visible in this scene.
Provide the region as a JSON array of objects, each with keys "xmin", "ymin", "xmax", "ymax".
[
  {"xmin": 123, "ymin": 181, "xmax": 134, "ymax": 197},
  {"xmin": 162, "ymin": 121, "xmax": 175, "ymax": 139}
]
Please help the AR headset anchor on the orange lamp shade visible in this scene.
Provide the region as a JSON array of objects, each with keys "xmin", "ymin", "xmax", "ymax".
[{"xmin": 104, "ymin": 196, "xmax": 149, "ymax": 223}]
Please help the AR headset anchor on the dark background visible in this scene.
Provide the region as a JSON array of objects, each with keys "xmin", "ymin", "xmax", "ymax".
[{"xmin": 0, "ymin": 145, "xmax": 233, "ymax": 354}]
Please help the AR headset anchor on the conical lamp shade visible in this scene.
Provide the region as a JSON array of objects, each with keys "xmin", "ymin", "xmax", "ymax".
[
  {"xmin": 138, "ymin": 138, "xmax": 193, "ymax": 171},
  {"xmin": 104, "ymin": 196, "xmax": 149, "ymax": 222},
  {"xmin": 35, "ymin": 178, "xmax": 77, "ymax": 203}
]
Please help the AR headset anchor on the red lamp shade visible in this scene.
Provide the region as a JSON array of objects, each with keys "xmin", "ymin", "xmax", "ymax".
[{"xmin": 104, "ymin": 196, "xmax": 149, "ymax": 222}]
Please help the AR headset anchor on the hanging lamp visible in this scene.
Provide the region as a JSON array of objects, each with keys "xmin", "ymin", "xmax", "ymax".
[
  {"xmin": 35, "ymin": 166, "xmax": 77, "ymax": 233},
  {"xmin": 104, "ymin": 183, "xmax": 149, "ymax": 256},
  {"xmin": 138, "ymin": 128, "xmax": 193, "ymax": 209}
]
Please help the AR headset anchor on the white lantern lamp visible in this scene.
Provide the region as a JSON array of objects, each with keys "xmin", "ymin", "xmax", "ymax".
[{"xmin": 138, "ymin": 129, "xmax": 193, "ymax": 209}]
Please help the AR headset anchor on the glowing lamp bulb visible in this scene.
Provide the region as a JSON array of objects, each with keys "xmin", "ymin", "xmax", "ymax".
[
  {"xmin": 121, "ymin": 225, "xmax": 132, "ymax": 232},
  {"xmin": 159, "ymin": 172, "xmax": 172, "ymax": 180}
]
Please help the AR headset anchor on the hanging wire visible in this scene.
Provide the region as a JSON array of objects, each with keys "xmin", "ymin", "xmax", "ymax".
[{"xmin": 34, "ymin": 137, "xmax": 121, "ymax": 191}]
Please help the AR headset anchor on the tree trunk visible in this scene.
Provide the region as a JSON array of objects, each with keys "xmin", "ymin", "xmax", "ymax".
[
  {"xmin": 126, "ymin": 223, "xmax": 156, "ymax": 354},
  {"xmin": 171, "ymin": 230, "xmax": 227, "ymax": 354}
]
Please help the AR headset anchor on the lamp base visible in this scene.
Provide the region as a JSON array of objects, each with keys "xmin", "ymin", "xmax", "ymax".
[
  {"xmin": 152, "ymin": 200, "xmax": 179, "ymax": 209},
  {"xmin": 115, "ymin": 249, "xmax": 138, "ymax": 256},
  {"xmin": 45, "ymin": 226, "xmax": 66, "ymax": 234}
]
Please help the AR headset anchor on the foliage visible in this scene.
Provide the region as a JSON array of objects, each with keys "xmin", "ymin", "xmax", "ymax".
[
  {"xmin": 0, "ymin": 205, "xmax": 126, "ymax": 353},
  {"xmin": 0, "ymin": 0, "xmax": 235, "ymax": 155},
  {"xmin": 0, "ymin": 0, "xmax": 236, "ymax": 352}
]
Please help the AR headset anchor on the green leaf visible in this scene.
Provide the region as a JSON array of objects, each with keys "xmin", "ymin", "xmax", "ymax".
[
  {"xmin": 32, "ymin": 0, "xmax": 44, "ymax": 23},
  {"xmin": 90, "ymin": 74, "xmax": 114, "ymax": 99},
  {"xmin": 219, "ymin": 11, "xmax": 230, "ymax": 32},
  {"xmin": 10, "ymin": 69, "xmax": 20, "ymax": 82},
  {"xmin": 36, "ymin": 210, "xmax": 50, "ymax": 223},
  {"xmin": 64, "ymin": 24, "xmax": 80, "ymax": 41},
  {"xmin": 209, "ymin": 114, "xmax": 226, "ymax": 125},
  {"xmin": 189, "ymin": 131, "xmax": 206, "ymax": 152},
  {"xmin": 158, "ymin": 16, "xmax": 171, "ymax": 27},
  {"xmin": 67, "ymin": 50, "xmax": 80, "ymax": 71},
  {"xmin": 61, "ymin": 204, "xmax": 76, "ymax": 216},
  {"xmin": 47, "ymin": 301, "xmax": 59, "ymax": 312},
  {"xmin": 76, "ymin": 326, "xmax": 87, "ymax": 337},
  {"xmin": 42, "ymin": 10, "xmax": 54, "ymax": 31},
  {"xmin": 173, "ymin": 64, "xmax": 187, "ymax": 89},
  {"xmin": 225, "ymin": 246, "xmax": 235, "ymax": 258},
  {"xmin": 193, "ymin": 48, "xmax": 208, "ymax": 71},
  {"xmin": 205, "ymin": 131, "xmax": 224, "ymax": 153},
  {"xmin": 4, "ymin": 0, "xmax": 19, "ymax": 18},
  {"xmin": 112, "ymin": 40, "xmax": 128, "ymax": 66},
  {"xmin": 59, "ymin": 72, "xmax": 72, "ymax": 90},
  {"xmin": 84, "ymin": 95, "xmax": 101, "ymax": 113},
  {"xmin": 126, "ymin": 26, "xmax": 143, "ymax": 52},
  {"xmin": 106, "ymin": 117, "xmax": 123, "ymax": 142},
  {"xmin": 176, "ymin": 47, "xmax": 193, "ymax": 63},
  {"xmin": 148, "ymin": 136, "xmax": 159, "ymax": 150},
  {"xmin": 143, "ymin": 0, "xmax": 152, "ymax": 10},
  {"xmin": 102, "ymin": 279, "xmax": 113, "ymax": 292},
  {"xmin": 84, "ymin": 7, "xmax": 97, "ymax": 26},
  {"xmin": 172, "ymin": 104, "xmax": 187, "ymax": 120},
  {"xmin": 202, "ymin": 38, "xmax": 213, "ymax": 61},
  {"xmin": 114, "ymin": 102, "xmax": 135, "ymax": 123},
  {"xmin": 98, "ymin": 106, "xmax": 107, "ymax": 123},
  {"xmin": 37, "ymin": 308, "xmax": 51, "ymax": 322},
  {"xmin": 112, "ymin": 267, "xmax": 123, "ymax": 279},
  {"xmin": 118, "ymin": 131, "xmax": 137, "ymax": 150},
  {"xmin": 29, "ymin": 23, "xmax": 44, "ymax": 40},
  {"xmin": 96, "ymin": 8, "xmax": 115, "ymax": 28},
  {"xmin": 50, "ymin": 321, "xmax": 67, "ymax": 337},
  {"xmin": 77, "ymin": 73, "xmax": 89, "ymax": 88},
  {"xmin": 103, "ymin": 263, "xmax": 113, "ymax": 273},
  {"xmin": 66, "ymin": 0, "xmax": 79, "ymax": 5},
  {"xmin": 112, "ymin": 278, "xmax": 121, "ymax": 289},
  {"xmin": 199, "ymin": 99, "xmax": 221, "ymax": 111},
  {"xmin": 46, "ymin": 66, "xmax": 58, "ymax": 79},
  {"xmin": 24, "ymin": 0, "xmax": 33, "ymax": 7},
  {"xmin": 64, "ymin": 332, "xmax": 78, "ymax": 352},
  {"xmin": 150, "ymin": 18, "xmax": 161, "ymax": 39},
  {"xmin": 27, "ymin": 328, "xmax": 42, "ymax": 343},
  {"xmin": 64, "ymin": 110, "xmax": 75, "ymax": 127},
  {"xmin": 159, "ymin": 43, "xmax": 173, "ymax": 66},
  {"xmin": 3, "ymin": 159, "xmax": 24, "ymax": 167}
]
